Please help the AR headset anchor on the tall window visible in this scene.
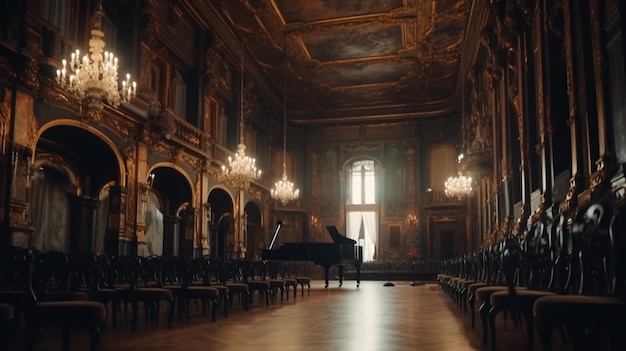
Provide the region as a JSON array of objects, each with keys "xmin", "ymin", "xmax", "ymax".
[
  {"xmin": 346, "ymin": 159, "xmax": 378, "ymax": 261},
  {"xmin": 349, "ymin": 160, "xmax": 375, "ymax": 205},
  {"xmin": 173, "ymin": 69, "xmax": 187, "ymax": 118},
  {"xmin": 42, "ymin": 0, "xmax": 71, "ymax": 37}
]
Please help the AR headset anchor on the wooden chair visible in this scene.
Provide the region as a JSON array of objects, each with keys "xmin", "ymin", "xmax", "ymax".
[
  {"xmin": 534, "ymin": 198, "xmax": 626, "ymax": 350},
  {"xmin": 475, "ymin": 239, "xmax": 528, "ymax": 346},
  {"xmin": 112, "ymin": 256, "xmax": 175, "ymax": 331},
  {"xmin": 275, "ymin": 261, "xmax": 297, "ymax": 300},
  {"xmin": 21, "ymin": 249, "xmax": 106, "ymax": 351},
  {"xmin": 196, "ymin": 256, "xmax": 229, "ymax": 317},
  {"xmin": 164, "ymin": 256, "xmax": 220, "ymax": 322},
  {"xmin": 212, "ymin": 258, "xmax": 250, "ymax": 312},
  {"xmin": 486, "ymin": 210, "xmax": 560, "ymax": 351},
  {"xmin": 241, "ymin": 260, "xmax": 270, "ymax": 307},
  {"xmin": 259, "ymin": 261, "xmax": 286, "ymax": 304},
  {"xmin": 465, "ymin": 249, "xmax": 489, "ymax": 329},
  {"xmin": 295, "ymin": 262, "xmax": 312, "ymax": 297},
  {"xmin": 0, "ymin": 246, "xmax": 30, "ymax": 329},
  {"xmin": 73, "ymin": 253, "xmax": 120, "ymax": 329}
]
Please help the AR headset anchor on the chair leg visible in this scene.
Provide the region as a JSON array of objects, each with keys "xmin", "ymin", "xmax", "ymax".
[
  {"xmin": 522, "ymin": 307, "xmax": 535, "ymax": 350},
  {"xmin": 25, "ymin": 320, "xmax": 37, "ymax": 351},
  {"xmin": 479, "ymin": 301, "xmax": 489, "ymax": 346},
  {"xmin": 212, "ymin": 298, "xmax": 218, "ymax": 322},
  {"xmin": 130, "ymin": 299, "xmax": 139, "ymax": 331},
  {"xmin": 469, "ymin": 293, "xmax": 477, "ymax": 329},
  {"xmin": 167, "ymin": 298, "xmax": 175, "ymax": 328},
  {"xmin": 62, "ymin": 324, "xmax": 71, "ymax": 351},
  {"xmin": 223, "ymin": 295, "xmax": 229, "ymax": 317},
  {"xmin": 488, "ymin": 305, "xmax": 499, "ymax": 351},
  {"xmin": 536, "ymin": 319, "xmax": 554, "ymax": 351},
  {"xmin": 111, "ymin": 300, "xmax": 119, "ymax": 330},
  {"xmin": 87, "ymin": 323, "xmax": 101, "ymax": 351}
]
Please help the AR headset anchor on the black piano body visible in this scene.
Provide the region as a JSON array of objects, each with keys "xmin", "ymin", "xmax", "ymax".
[{"xmin": 262, "ymin": 224, "xmax": 363, "ymax": 288}]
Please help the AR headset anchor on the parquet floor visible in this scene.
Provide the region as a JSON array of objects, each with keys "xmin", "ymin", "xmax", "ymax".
[{"xmin": 9, "ymin": 280, "xmax": 576, "ymax": 351}]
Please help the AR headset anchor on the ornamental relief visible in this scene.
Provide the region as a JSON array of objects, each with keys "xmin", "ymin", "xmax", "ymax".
[{"xmin": 204, "ymin": 41, "xmax": 233, "ymax": 96}]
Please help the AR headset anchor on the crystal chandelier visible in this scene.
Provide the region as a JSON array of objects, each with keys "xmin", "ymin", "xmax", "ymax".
[
  {"xmin": 219, "ymin": 30, "xmax": 261, "ymax": 191},
  {"xmin": 444, "ymin": 174, "xmax": 473, "ymax": 199},
  {"xmin": 56, "ymin": 1, "xmax": 135, "ymax": 118},
  {"xmin": 271, "ymin": 62, "xmax": 299, "ymax": 205}
]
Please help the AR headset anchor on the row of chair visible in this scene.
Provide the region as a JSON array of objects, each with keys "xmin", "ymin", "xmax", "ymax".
[
  {"xmin": 438, "ymin": 187, "xmax": 626, "ymax": 350},
  {"xmin": 0, "ymin": 249, "xmax": 313, "ymax": 351}
]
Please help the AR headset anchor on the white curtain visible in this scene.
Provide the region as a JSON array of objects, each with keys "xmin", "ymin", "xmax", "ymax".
[
  {"xmin": 30, "ymin": 168, "xmax": 72, "ymax": 252},
  {"xmin": 347, "ymin": 211, "xmax": 377, "ymax": 261},
  {"xmin": 361, "ymin": 211, "xmax": 377, "ymax": 261},
  {"xmin": 145, "ymin": 191, "xmax": 163, "ymax": 256},
  {"xmin": 44, "ymin": 0, "xmax": 70, "ymax": 37},
  {"xmin": 347, "ymin": 212, "xmax": 361, "ymax": 242}
]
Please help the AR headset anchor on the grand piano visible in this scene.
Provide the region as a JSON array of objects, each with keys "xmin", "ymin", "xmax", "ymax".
[{"xmin": 262, "ymin": 221, "xmax": 363, "ymax": 288}]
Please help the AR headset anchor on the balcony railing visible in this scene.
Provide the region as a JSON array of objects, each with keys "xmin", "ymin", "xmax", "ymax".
[{"xmin": 423, "ymin": 190, "xmax": 466, "ymax": 207}]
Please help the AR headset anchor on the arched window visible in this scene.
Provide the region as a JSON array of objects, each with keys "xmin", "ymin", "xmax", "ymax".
[{"xmin": 345, "ymin": 159, "xmax": 378, "ymax": 261}]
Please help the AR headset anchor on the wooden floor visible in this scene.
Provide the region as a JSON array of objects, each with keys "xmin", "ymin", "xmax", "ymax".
[{"xmin": 9, "ymin": 280, "xmax": 580, "ymax": 351}]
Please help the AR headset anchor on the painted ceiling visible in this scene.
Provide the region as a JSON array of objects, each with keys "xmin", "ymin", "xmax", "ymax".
[{"xmin": 214, "ymin": 0, "xmax": 476, "ymax": 125}]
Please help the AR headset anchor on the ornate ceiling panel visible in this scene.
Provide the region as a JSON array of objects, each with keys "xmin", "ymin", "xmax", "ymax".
[{"xmin": 213, "ymin": 0, "xmax": 476, "ymax": 125}]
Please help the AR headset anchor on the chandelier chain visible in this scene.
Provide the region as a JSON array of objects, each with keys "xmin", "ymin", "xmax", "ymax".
[
  {"xmin": 271, "ymin": 56, "xmax": 299, "ymax": 205},
  {"xmin": 218, "ymin": 18, "xmax": 261, "ymax": 191}
]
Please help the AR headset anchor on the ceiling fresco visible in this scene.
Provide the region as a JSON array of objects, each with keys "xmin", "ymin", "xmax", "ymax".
[{"xmin": 214, "ymin": 0, "xmax": 476, "ymax": 125}]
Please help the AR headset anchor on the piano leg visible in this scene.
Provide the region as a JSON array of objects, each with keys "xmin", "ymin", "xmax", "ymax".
[
  {"xmin": 355, "ymin": 263, "xmax": 362, "ymax": 288},
  {"xmin": 323, "ymin": 266, "xmax": 330, "ymax": 288},
  {"xmin": 338, "ymin": 265, "xmax": 344, "ymax": 287}
]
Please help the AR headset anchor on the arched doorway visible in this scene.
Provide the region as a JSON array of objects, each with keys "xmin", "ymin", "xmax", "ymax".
[
  {"xmin": 146, "ymin": 166, "xmax": 192, "ymax": 257},
  {"xmin": 207, "ymin": 188, "xmax": 233, "ymax": 259},
  {"xmin": 31, "ymin": 125, "xmax": 120, "ymax": 253}
]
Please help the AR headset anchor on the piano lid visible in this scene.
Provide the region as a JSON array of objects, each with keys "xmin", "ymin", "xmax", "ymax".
[
  {"xmin": 267, "ymin": 220, "xmax": 282, "ymax": 250},
  {"xmin": 326, "ymin": 225, "xmax": 356, "ymax": 244}
]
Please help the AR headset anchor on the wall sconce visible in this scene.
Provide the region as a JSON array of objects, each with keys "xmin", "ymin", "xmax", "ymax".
[
  {"xmin": 310, "ymin": 215, "xmax": 320, "ymax": 230},
  {"xmin": 407, "ymin": 214, "xmax": 418, "ymax": 226},
  {"xmin": 139, "ymin": 173, "xmax": 156, "ymax": 200},
  {"xmin": 147, "ymin": 173, "xmax": 156, "ymax": 190},
  {"xmin": 204, "ymin": 203, "xmax": 213, "ymax": 224}
]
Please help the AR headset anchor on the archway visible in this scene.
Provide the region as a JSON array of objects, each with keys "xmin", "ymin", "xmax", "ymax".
[
  {"xmin": 207, "ymin": 188, "xmax": 233, "ymax": 259},
  {"xmin": 146, "ymin": 166, "xmax": 192, "ymax": 257},
  {"xmin": 31, "ymin": 125, "xmax": 120, "ymax": 253}
]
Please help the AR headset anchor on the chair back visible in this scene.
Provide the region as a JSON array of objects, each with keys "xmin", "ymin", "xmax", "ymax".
[{"xmin": 572, "ymin": 199, "xmax": 614, "ymax": 296}]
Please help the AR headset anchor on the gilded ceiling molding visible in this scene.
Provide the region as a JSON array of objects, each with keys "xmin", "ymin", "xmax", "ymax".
[
  {"xmin": 100, "ymin": 113, "xmax": 135, "ymax": 142},
  {"xmin": 21, "ymin": 58, "xmax": 40, "ymax": 93},
  {"xmin": 181, "ymin": 153, "xmax": 202, "ymax": 172},
  {"xmin": 138, "ymin": 44, "xmax": 157, "ymax": 102},
  {"xmin": 283, "ymin": 9, "xmax": 417, "ymax": 35},
  {"xmin": 141, "ymin": 0, "xmax": 160, "ymax": 44},
  {"xmin": 204, "ymin": 40, "xmax": 233, "ymax": 96},
  {"xmin": 168, "ymin": 3, "xmax": 184, "ymax": 37}
]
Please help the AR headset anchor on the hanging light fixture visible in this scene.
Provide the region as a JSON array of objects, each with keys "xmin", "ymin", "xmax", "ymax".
[
  {"xmin": 271, "ymin": 61, "xmax": 299, "ymax": 205},
  {"xmin": 218, "ymin": 24, "xmax": 261, "ymax": 190},
  {"xmin": 56, "ymin": 0, "xmax": 136, "ymax": 119},
  {"xmin": 444, "ymin": 174, "xmax": 473, "ymax": 199}
]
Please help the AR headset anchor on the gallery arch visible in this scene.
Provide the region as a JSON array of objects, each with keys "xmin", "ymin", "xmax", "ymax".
[
  {"xmin": 29, "ymin": 124, "xmax": 121, "ymax": 253},
  {"xmin": 144, "ymin": 166, "xmax": 194, "ymax": 257}
]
